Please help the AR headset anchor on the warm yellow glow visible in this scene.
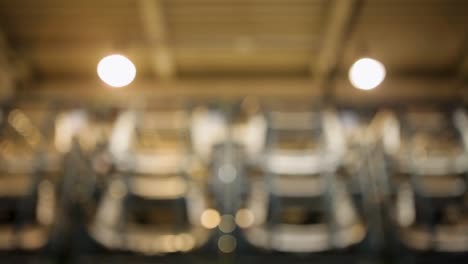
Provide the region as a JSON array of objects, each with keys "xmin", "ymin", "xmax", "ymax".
[
  {"xmin": 173, "ymin": 233, "xmax": 196, "ymax": 252},
  {"xmin": 8, "ymin": 109, "xmax": 42, "ymax": 147},
  {"xmin": 97, "ymin": 54, "xmax": 136, "ymax": 88},
  {"xmin": 161, "ymin": 235, "xmax": 177, "ymax": 253},
  {"xmin": 349, "ymin": 58, "xmax": 386, "ymax": 90},
  {"xmin": 109, "ymin": 180, "xmax": 127, "ymax": 199},
  {"xmin": 200, "ymin": 209, "xmax": 221, "ymax": 229},
  {"xmin": 235, "ymin": 208, "xmax": 255, "ymax": 228},
  {"xmin": 37, "ymin": 180, "xmax": 55, "ymax": 225},
  {"xmin": 54, "ymin": 111, "xmax": 88, "ymax": 153}
]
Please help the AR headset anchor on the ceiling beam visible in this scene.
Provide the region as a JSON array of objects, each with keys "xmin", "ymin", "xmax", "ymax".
[
  {"xmin": 454, "ymin": 33, "xmax": 468, "ymax": 101},
  {"xmin": 458, "ymin": 36, "xmax": 468, "ymax": 82},
  {"xmin": 138, "ymin": 0, "xmax": 175, "ymax": 80},
  {"xmin": 0, "ymin": 30, "xmax": 16, "ymax": 100},
  {"xmin": 20, "ymin": 78, "xmax": 321, "ymax": 102},
  {"xmin": 312, "ymin": 0, "xmax": 360, "ymax": 100},
  {"xmin": 15, "ymin": 77, "xmax": 461, "ymax": 106}
]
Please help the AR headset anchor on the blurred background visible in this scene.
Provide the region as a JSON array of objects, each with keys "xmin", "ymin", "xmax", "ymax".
[{"xmin": 0, "ymin": 0, "xmax": 467, "ymax": 263}]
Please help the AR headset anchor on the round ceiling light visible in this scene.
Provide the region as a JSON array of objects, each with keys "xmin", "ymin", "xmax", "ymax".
[
  {"xmin": 97, "ymin": 54, "xmax": 136, "ymax": 88},
  {"xmin": 348, "ymin": 57, "xmax": 386, "ymax": 90}
]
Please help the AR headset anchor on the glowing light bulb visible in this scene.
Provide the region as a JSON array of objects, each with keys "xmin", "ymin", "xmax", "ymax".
[
  {"xmin": 200, "ymin": 209, "xmax": 221, "ymax": 229},
  {"xmin": 235, "ymin": 208, "xmax": 255, "ymax": 228},
  {"xmin": 97, "ymin": 54, "xmax": 136, "ymax": 88},
  {"xmin": 349, "ymin": 58, "xmax": 385, "ymax": 90}
]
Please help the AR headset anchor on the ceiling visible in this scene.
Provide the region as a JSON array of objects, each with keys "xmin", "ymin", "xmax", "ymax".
[{"xmin": 0, "ymin": 0, "xmax": 467, "ymax": 103}]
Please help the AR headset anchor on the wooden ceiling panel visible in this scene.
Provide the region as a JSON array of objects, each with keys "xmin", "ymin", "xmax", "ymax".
[
  {"xmin": 0, "ymin": 0, "xmax": 466, "ymax": 97},
  {"xmin": 341, "ymin": 0, "xmax": 468, "ymax": 75},
  {"xmin": 175, "ymin": 49, "xmax": 311, "ymax": 74},
  {"xmin": 0, "ymin": 0, "xmax": 144, "ymax": 46}
]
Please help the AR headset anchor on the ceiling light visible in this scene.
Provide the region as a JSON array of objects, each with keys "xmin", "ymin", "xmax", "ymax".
[
  {"xmin": 97, "ymin": 54, "xmax": 136, "ymax": 88},
  {"xmin": 349, "ymin": 57, "xmax": 386, "ymax": 90}
]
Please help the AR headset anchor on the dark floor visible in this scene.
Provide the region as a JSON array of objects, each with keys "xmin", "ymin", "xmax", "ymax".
[{"xmin": 3, "ymin": 251, "xmax": 468, "ymax": 264}]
